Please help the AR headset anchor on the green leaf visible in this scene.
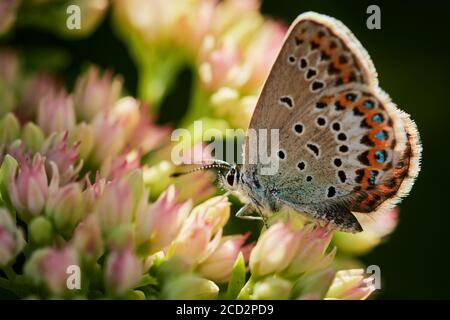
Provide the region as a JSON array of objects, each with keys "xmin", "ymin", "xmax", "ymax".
[
  {"xmin": 225, "ymin": 252, "xmax": 246, "ymax": 300},
  {"xmin": 137, "ymin": 274, "xmax": 158, "ymax": 288}
]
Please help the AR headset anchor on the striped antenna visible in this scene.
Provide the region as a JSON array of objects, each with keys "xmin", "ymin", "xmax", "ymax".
[{"xmin": 171, "ymin": 160, "xmax": 232, "ymax": 177}]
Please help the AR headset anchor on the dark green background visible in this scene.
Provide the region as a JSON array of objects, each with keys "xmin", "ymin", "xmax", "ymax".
[{"xmin": 3, "ymin": 0, "xmax": 450, "ymax": 299}]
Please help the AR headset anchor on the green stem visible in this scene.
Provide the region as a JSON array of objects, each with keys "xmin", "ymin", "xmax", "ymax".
[
  {"xmin": 2, "ymin": 266, "xmax": 16, "ymax": 280},
  {"xmin": 180, "ymin": 76, "xmax": 212, "ymax": 129},
  {"xmin": 134, "ymin": 45, "xmax": 186, "ymax": 110}
]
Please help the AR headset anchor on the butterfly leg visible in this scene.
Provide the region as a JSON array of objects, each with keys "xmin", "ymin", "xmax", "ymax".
[
  {"xmin": 254, "ymin": 203, "xmax": 269, "ymax": 229},
  {"xmin": 236, "ymin": 203, "xmax": 261, "ymax": 220},
  {"xmin": 235, "ymin": 202, "xmax": 269, "ymax": 229}
]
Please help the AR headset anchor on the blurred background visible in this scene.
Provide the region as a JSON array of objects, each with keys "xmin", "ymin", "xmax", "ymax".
[{"xmin": 1, "ymin": 0, "xmax": 449, "ymax": 299}]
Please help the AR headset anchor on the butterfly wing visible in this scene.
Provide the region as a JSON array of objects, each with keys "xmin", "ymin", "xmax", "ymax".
[{"xmin": 243, "ymin": 12, "xmax": 422, "ymax": 232}]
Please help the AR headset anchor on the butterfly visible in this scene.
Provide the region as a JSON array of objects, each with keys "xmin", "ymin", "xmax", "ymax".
[{"xmin": 178, "ymin": 12, "xmax": 422, "ymax": 233}]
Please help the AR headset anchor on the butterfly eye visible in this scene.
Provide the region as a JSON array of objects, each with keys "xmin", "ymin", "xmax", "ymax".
[{"xmin": 226, "ymin": 172, "xmax": 235, "ymax": 186}]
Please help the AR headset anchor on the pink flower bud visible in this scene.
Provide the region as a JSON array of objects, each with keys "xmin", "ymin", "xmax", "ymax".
[
  {"xmin": 69, "ymin": 122, "xmax": 94, "ymax": 160},
  {"xmin": 73, "ymin": 66, "xmax": 123, "ymax": 121},
  {"xmin": 135, "ymin": 186, "xmax": 191, "ymax": 254},
  {"xmin": 8, "ymin": 154, "xmax": 51, "ymax": 221},
  {"xmin": 127, "ymin": 106, "xmax": 170, "ymax": 153},
  {"xmin": 198, "ymin": 234, "xmax": 249, "ymax": 283},
  {"xmin": 174, "ymin": 0, "xmax": 216, "ymax": 54},
  {"xmin": 0, "ymin": 208, "xmax": 24, "ymax": 266},
  {"xmin": 89, "ymin": 113, "xmax": 126, "ymax": 167},
  {"xmin": 18, "ymin": 73, "xmax": 61, "ymax": 120},
  {"xmin": 284, "ymin": 224, "xmax": 336, "ymax": 277},
  {"xmin": 326, "ymin": 269, "xmax": 376, "ymax": 300},
  {"xmin": 37, "ymin": 90, "xmax": 75, "ymax": 135},
  {"xmin": 249, "ymin": 222, "xmax": 302, "ymax": 277},
  {"xmin": 111, "ymin": 97, "xmax": 141, "ymax": 139},
  {"xmin": 82, "ymin": 172, "xmax": 105, "ymax": 212},
  {"xmin": 242, "ymin": 20, "xmax": 286, "ymax": 90},
  {"xmin": 41, "ymin": 132, "xmax": 81, "ymax": 184},
  {"xmin": 21, "ymin": 122, "xmax": 45, "ymax": 153},
  {"xmin": 169, "ymin": 208, "xmax": 224, "ymax": 266},
  {"xmin": 190, "ymin": 195, "xmax": 230, "ymax": 235},
  {"xmin": 46, "ymin": 182, "xmax": 84, "ymax": 235},
  {"xmin": 100, "ymin": 151, "xmax": 140, "ymax": 181},
  {"xmin": 25, "ymin": 247, "xmax": 79, "ymax": 296},
  {"xmin": 95, "ymin": 179, "xmax": 134, "ymax": 233},
  {"xmin": 72, "ymin": 215, "xmax": 104, "ymax": 261},
  {"xmin": 0, "ymin": 47, "xmax": 19, "ymax": 87},
  {"xmin": 199, "ymin": 41, "xmax": 242, "ymax": 91},
  {"xmin": 0, "ymin": 112, "xmax": 20, "ymax": 145},
  {"xmin": 104, "ymin": 246, "xmax": 142, "ymax": 296}
]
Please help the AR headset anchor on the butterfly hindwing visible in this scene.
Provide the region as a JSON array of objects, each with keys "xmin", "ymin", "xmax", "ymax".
[{"xmin": 242, "ymin": 12, "xmax": 422, "ymax": 232}]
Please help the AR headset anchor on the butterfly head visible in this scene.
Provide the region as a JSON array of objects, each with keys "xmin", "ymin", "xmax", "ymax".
[{"xmin": 218, "ymin": 163, "xmax": 241, "ymax": 191}]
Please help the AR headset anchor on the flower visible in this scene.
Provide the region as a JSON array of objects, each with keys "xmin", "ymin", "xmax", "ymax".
[
  {"xmin": 161, "ymin": 274, "xmax": 219, "ymax": 300},
  {"xmin": 18, "ymin": 72, "xmax": 62, "ymax": 120},
  {"xmin": 135, "ymin": 185, "xmax": 191, "ymax": 255},
  {"xmin": 325, "ymin": 269, "xmax": 376, "ymax": 300},
  {"xmin": 252, "ymin": 276, "xmax": 292, "ymax": 300},
  {"xmin": 0, "ymin": 48, "xmax": 19, "ymax": 115},
  {"xmin": 37, "ymin": 90, "xmax": 76, "ymax": 135},
  {"xmin": 28, "ymin": 216, "xmax": 53, "ymax": 246},
  {"xmin": 199, "ymin": 40, "xmax": 243, "ymax": 92},
  {"xmin": 198, "ymin": 234, "xmax": 249, "ymax": 283},
  {"xmin": 82, "ymin": 172, "xmax": 105, "ymax": 212},
  {"xmin": 72, "ymin": 215, "xmax": 104, "ymax": 261},
  {"xmin": 100, "ymin": 150, "xmax": 140, "ymax": 181},
  {"xmin": 189, "ymin": 195, "xmax": 231, "ymax": 235},
  {"xmin": 89, "ymin": 113, "xmax": 126, "ymax": 167},
  {"xmin": 8, "ymin": 154, "xmax": 53, "ymax": 221},
  {"xmin": 127, "ymin": 105, "xmax": 170, "ymax": 152},
  {"xmin": 73, "ymin": 66, "xmax": 123, "ymax": 122},
  {"xmin": 0, "ymin": 47, "xmax": 19, "ymax": 87},
  {"xmin": 45, "ymin": 182, "xmax": 84, "ymax": 235},
  {"xmin": 21, "ymin": 122, "xmax": 45, "ymax": 153},
  {"xmin": 249, "ymin": 222, "xmax": 302, "ymax": 277},
  {"xmin": 0, "ymin": 0, "xmax": 19, "ymax": 36},
  {"xmin": 294, "ymin": 268, "xmax": 337, "ymax": 300},
  {"xmin": 95, "ymin": 175, "xmax": 142, "ymax": 233},
  {"xmin": 40, "ymin": 132, "xmax": 81, "ymax": 184},
  {"xmin": 283, "ymin": 224, "xmax": 336, "ymax": 277},
  {"xmin": 94, "ymin": 178, "xmax": 135, "ymax": 233},
  {"xmin": 68, "ymin": 122, "xmax": 94, "ymax": 160},
  {"xmin": 0, "ymin": 112, "xmax": 20, "ymax": 145},
  {"xmin": 25, "ymin": 247, "xmax": 79, "ymax": 296},
  {"xmin": 0, "ymin": 208, "xmax": 24, "ymax": 266},
  {"xmin": 168, "ymin": 213, "xmax": 222, "ymax": 266},
  {"xmin": 104, "ymin": 246, "xmax": 142, "ymax": 296},
  {"xmin": 250, "ymin": 222, "xmax": 336, "ymax": 279}
]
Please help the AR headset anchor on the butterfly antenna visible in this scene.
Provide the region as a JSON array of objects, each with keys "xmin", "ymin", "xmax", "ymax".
[{"xmin": 171, "ymin": 160, "xmax": 231, "ymax": 178}]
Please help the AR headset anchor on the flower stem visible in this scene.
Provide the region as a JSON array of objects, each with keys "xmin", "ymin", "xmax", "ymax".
[
  {"xmin": 180, "ymin": 76, "xmax": 211, "ymax": 129},
  {"xmin": 0, "ymin": 276, "xmax": 29, "ymax": 297},
  {"xmin": 2, "ymin": 266, "xmax": 16, "ymax": 280}
]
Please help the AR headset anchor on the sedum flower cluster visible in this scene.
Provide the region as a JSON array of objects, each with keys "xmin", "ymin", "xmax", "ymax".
[
  {"xmin": 0, "ymin": 0, "xmax": 398, "ymax": 300},
  {"xmin": 113, "ymin": 0, "xmax": 287, "ymax": 129}
]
